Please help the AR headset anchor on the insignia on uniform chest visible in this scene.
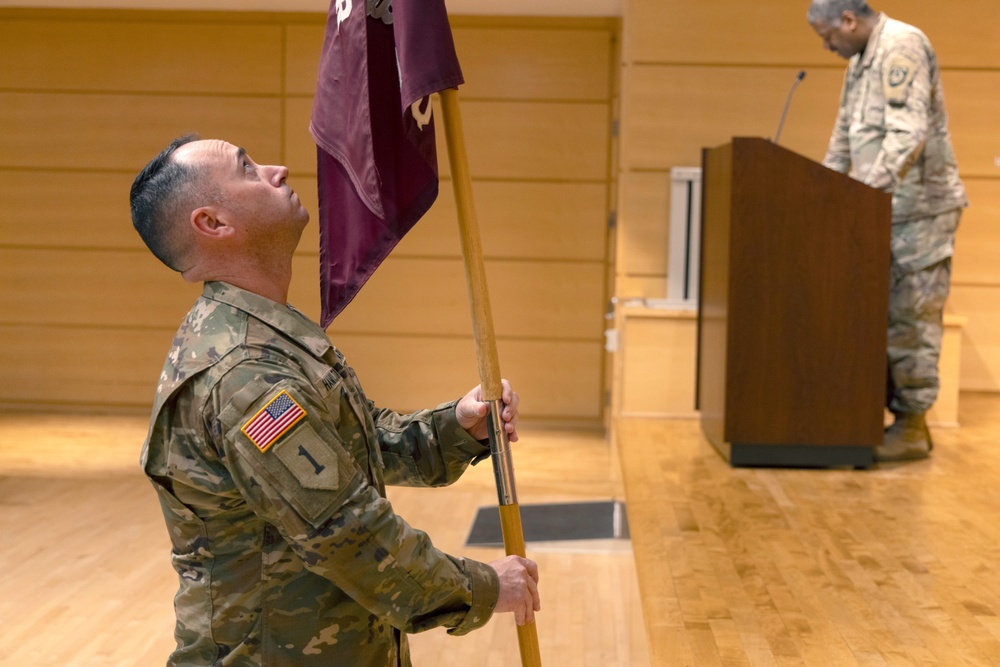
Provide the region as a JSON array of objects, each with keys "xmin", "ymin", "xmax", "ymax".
[{"xmin": 242, "ymin": 390, "xmax": 307, "ymax": 453}]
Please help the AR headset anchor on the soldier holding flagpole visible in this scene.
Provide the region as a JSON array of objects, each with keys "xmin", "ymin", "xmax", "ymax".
[{"xmin": 130, "ymin": 133, "xmax": 540, "ymax": 665}]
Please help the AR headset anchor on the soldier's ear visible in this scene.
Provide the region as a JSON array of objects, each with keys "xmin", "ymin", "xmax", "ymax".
[
  {"xmin": 841, "ymin": 11, "xmax": 857, "ymax": 31},
  {"xmin": 191, "ymin": 206, "xmax": 235, "ymax": 240}
]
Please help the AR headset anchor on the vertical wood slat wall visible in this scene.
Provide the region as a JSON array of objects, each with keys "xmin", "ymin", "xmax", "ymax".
[
  {"xmin": 0, "ymin": 9, "xmax": 619, "ymax": 425},
  {"xmin": 616, "ymin": 0, "xmax": 1000, "ymax": 392}
]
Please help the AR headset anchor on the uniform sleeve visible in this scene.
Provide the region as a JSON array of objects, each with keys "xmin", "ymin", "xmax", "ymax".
[
  {"xmin": 372, "ymin": 399, "xmax": 491, "ymax": 488},
  {"xmin": 326, "ymin": 351, "xmax": 489, "ymax": 487},
  {"xmin": 822, "ymin": 71, "xmax": 852, "ymax": 174},
  {"xmin": 208, "ymin": 358, "xmax": 499, "ymax": 636},
  {"xmin": 864, "ymin": 37, "xmax": 931, "ymax": 191}
]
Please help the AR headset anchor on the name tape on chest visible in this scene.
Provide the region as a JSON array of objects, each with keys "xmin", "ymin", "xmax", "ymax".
[{"xmin": 242, "ymin": 390, "xmax": 307, "ymax": 453}]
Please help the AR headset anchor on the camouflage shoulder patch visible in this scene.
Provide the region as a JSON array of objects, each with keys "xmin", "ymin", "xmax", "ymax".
[
  {"xmin": 242, "ymin": 390, "xmax": 307, "ymax": 452},
  {"xmin": 884, "ymin": 53, "xmax": 919, "ymax": 105}
]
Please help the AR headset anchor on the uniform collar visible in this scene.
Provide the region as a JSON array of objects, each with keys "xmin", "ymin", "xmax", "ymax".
[
  {"xmin": 202, "ymin": 281, "xmax": 332, "ymax": 358},
  {"xmin": 855, "ymin": 12, "xmax": 888, "ymax": 71}
]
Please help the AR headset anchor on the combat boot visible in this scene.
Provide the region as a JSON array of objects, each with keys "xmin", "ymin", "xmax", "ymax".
[{"xmin": 876, "ymin": 412, "xmax": 931, "ymax": 462}]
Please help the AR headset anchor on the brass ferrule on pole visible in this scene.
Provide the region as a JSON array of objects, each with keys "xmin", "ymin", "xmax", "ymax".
[{"xmin": 487, "ymin": 399, "xmax": 518, "ymax": 506}]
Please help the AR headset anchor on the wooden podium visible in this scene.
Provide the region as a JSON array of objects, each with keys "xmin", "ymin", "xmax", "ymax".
[{"xmin": 697, "ymin": 137, "xmax": 891, "ymax": 468}]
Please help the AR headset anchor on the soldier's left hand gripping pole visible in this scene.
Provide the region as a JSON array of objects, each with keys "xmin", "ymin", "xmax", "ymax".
[{"xmin": 439, "ymin": 87, "xmax": 542, "ymax": 667}]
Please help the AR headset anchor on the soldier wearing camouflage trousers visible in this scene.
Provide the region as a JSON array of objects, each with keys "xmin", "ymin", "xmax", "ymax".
[{"xmin": 808, "ymin": 0, "xmax": 967, "ymax": 461}]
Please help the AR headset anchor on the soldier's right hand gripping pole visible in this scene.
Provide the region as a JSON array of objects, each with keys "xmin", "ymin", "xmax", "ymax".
[{"xmin": 439, "ymin": 87, "xmax": 542, "ymax": 667}]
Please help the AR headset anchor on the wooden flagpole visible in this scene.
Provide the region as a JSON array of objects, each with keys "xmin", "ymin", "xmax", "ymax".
[{"xmin": 439, "ymin": 88, "xmax": 542, "ymax": 667}]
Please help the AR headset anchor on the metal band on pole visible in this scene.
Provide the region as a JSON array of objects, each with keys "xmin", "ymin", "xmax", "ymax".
[{"xmin": 488, "ymin": 400, "xmax": 518, "ymax": 506}]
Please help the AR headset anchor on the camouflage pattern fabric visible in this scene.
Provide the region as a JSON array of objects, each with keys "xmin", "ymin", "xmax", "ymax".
[
  {"xmin": 821, "ymin": 13, "xmax": 967, "ymax": 416},
  {"xmin": 141, "ymin": 281, "xmax": 498, "ymax": 666},
  {"xmin": 823, "ymin": 14, "xmax": 967, "ymax": 235},
  {"xmin": 886, "ymin": 237, "xmax": 955, "ymax": 415}
]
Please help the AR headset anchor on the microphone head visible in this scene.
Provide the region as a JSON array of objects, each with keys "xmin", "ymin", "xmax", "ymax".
[{"xmin": 797, "ymin": 70, "xmax": 807, "ymax": 81}]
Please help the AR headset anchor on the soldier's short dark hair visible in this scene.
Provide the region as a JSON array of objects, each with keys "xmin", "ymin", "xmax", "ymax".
[
  {"xmin": 807, "ymin": 0, "xmax": 874, "ymax": 26},
  {"xmin": 130, "ymin": 134, "xmax": 202, "ymax": 271}
]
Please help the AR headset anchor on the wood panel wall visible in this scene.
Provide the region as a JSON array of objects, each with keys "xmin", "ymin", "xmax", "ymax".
[
  {"xmin": 0, "ymin": 9, "xmax": 619, "ymax": 424},
  {"xmin": 617, "ymin": 0, "xmax": 1000, "ymax": 391}
]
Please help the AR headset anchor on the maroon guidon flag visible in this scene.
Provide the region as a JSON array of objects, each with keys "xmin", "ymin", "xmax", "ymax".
[{"xmin": 310, "ymin": 0, "xmax": 464, "ymax": 327}]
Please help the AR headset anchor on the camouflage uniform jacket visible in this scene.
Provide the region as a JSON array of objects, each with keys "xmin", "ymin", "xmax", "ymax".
[
  {"xmin": 823, "ymin": 13, "xmax": 967, "ymax": 272},
  {"xmin": 141, "ymin": 281, "xmax": 498, "ymax": 666}
]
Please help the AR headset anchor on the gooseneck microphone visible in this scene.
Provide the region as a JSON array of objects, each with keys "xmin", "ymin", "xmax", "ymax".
[{"xmin": 774, "ymin": 70, "xmax": 806, "ymax": 145}]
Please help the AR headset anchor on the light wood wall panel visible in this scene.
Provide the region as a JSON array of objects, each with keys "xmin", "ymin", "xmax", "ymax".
[
  {"xmin": 954, "ymin": 178, "xmax": 1000, "ymax": 286},
  {"xmin": 284, "ymin": 97, "xmax": 611, "ymax": 182},
  {"xmin": 625, "ymin": 0, "xmax": 1000, "ymax": 69},
  {"xmin": 0, "ymin": 319, "xmax": 601, "ymax": 418},
  {"xmin": 622, "ymin": 65, "xmax": 845, "ymax": 170},
  {"xmin": 0, "ymin": 9, "xmax": 617, "ymax": 425},
  {"xmin": 285, "ymin": 23, "xmax": 325, "ymax": 96},
  {"xmin": 0, "ymin": 249, "xmax": 197, "ymax": 327},
  {"xmin": 283, "ymin": 17, "xmax": 618, "ymax": 101},
  {"xmin": 336, "ymin": 334, "xmax": 604, "ymax": 419},
  {"xmin": 0, "ymin": 14, "xmax": 284, "ymax": 93},
  {"xmin": 865, "ymin": 0, "xmax": 1000, "ymax": 69},
  {"xmin": 943, "ymin": 71, "xmax": 1000, "ymax": 178},
  {"xmin": 287, "ymin": 179, "xmax": 609, "ymax": 264},
  {"xmin": 626, "ymin": 2, "xmax": 823, "ymax": 65},
  {"xmin": 0, "ymin": 324, "xmax": 176, "ymax": 409},
  {"xmin": 949, "ymin": 286, "xmax": 1000, "ymax": 392},
  {"xmin": 450, "ymin": 22, "xmax": 614, "ymax": 101},
  {"xmin": 401, "ymin": 181, "xmax": 609, "ymax": 261},
  {"xmin": 616, "ymin": 309, "xmax": 697, "ymax": 417},
  {"xmin": 459, "ymin": 100, "xmax": 611, "ymax": 181},
  {"xmin": 325, "ymin": 258, "xmax": 606, "ymax": 339},
  {"xmin": 0, "ymin": 171, "xmax": 139, "ymax": 249},
  {"xmin": 617, "ymin": 0, "xmax": 1000, "ymax": 391},
  {"xmin": 617, "ymin": 171, "xmax": 670, "ymax": 278},
  {"xmin": 0, "ymin": 92, "xmax": 284, "ymax": 170}
]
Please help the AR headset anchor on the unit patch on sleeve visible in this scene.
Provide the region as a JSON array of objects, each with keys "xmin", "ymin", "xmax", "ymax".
[
  {"xmin": 884, "ymin": 53, "xmax": 919, "ymax": 105},
  {"xmin": 242, "ymin": 390, "xmax": 307, "ymax": 453}
]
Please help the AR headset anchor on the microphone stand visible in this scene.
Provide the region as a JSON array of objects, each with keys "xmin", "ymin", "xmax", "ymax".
[{"xmin": 774, "ymin": 70, "xmax": 806, "ymax": 144}]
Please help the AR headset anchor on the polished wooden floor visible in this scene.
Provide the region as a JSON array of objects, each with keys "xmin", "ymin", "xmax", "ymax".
[
  {"xmin": 3, "ymin": 393, "xmax": 1000, "ymax": 666},
  {"xmin": 619, "ymin": 392, "xmax": 1000, "ymax": 667},
  {"xmin": 0, "ymin": 413, "xmax": 646, "ymax": 666}
]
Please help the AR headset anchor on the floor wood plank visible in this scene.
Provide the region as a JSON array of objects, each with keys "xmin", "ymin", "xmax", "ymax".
[{"xmin": 618, "ymin": 392, "xmax": 1000, "ymax": 666}]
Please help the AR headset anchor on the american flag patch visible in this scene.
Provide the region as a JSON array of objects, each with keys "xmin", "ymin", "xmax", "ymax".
[{"xmin": 242, "ymin": 390, "xmax": 306, "ymax": 453}]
